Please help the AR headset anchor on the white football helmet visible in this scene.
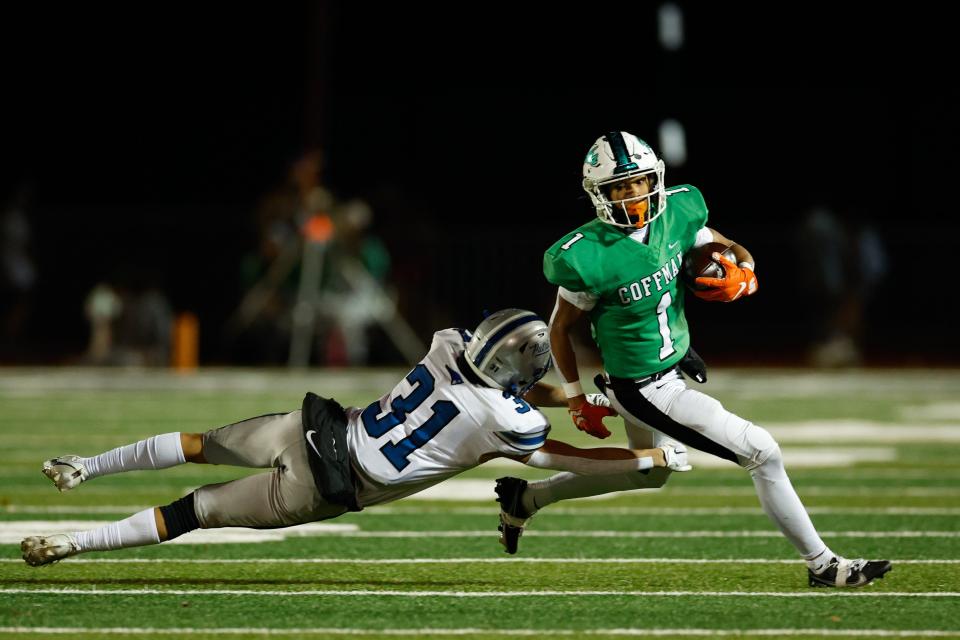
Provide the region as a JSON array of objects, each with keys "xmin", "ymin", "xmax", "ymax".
[
  {"xmin": 465, "ymin": 309, "xmax": 553, "ymax": 396},
  {"xmin": 583, "ymin": 131, "xmax": 666, "ymax": 228}
]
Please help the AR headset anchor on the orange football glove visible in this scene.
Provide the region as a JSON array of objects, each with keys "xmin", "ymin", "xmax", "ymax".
[
  {"xmin": 695, "ymin": 253, "xmax": 758, "ymax": 302},
  {"xmin": 569, "ymin": 402, "xmax": 615, "ymax": 439}
]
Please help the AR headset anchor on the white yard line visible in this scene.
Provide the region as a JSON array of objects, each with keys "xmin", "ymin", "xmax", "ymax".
[
  {"xmin": 0, "ymin": 627, "xmax": 957, "ymax": 637},
  {"xmin": 0, "ymin": 557, "xmax": 956, "ymax": 565},
  {"xmin": 243, "ymin": 530, "xmax": 960, "ymax": 538},
  {"xmin": 0, "ymin": 587, "xmax": 952, "ymax": 599},
  {"xmin": 4, "ymin": 521, "xmax": 959, "ymax": 544},
  {"xmin": 1, "ymin": 588, "xmax": 958, "ymax": 598},
  {"xmin": 762, "ymin": 423, "xmax": 960, "ymax": 444},
  {"xmin": 485, "ymin": 448, "xmax": 898, "ymax": 469},
  {"xmin": 375, "ymin": 506, "xmax": 960, "ymax": 516}
]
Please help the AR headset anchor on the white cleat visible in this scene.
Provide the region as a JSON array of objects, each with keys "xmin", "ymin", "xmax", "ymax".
[
  {"xmin": 42, "ymin": 455, "xmax": 89, "ymax": 492},
  {"xmin": 808, "ymin": 557, "xmax": 892, "ymax": 587},
  {"xmin": 21, "ymin": 534, "xmax": 80, "ymax": 567}
]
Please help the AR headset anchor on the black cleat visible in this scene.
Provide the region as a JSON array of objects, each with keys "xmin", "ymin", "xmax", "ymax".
[
  {"xmin": 808, "ymin": 557, "xmax": 892, "ymax": 588},
  {"xmin": 494, "ymin": 477, "xmax": 531, "ymax": 555}
]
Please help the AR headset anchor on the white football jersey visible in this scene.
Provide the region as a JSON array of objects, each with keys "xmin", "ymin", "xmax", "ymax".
[{"xmin": 346, "ymin": 329, "xmax": 551, "ymax": 507}]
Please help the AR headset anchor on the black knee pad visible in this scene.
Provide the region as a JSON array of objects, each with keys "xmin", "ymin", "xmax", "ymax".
[{"xmin": 159, "ymin": 492, "xmax": 201, "ymax": 540}]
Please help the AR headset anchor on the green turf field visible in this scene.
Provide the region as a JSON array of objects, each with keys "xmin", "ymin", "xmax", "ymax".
[{"xmin": 1, "ymin": 367, "xmax": 959, "ymax": 639}]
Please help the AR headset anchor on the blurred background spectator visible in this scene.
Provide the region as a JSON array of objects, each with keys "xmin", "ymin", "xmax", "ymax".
[
  {"xmin": 230, "ymin": 149, "xmax": 334, "ymax": 364},
  {"xmin": 82, "ymin": 274, "xmax": 173, "ymax": 367},
  {"xmin": 797, "ymin": 207, "xmax": 888, "ymax": 368},
  {"xmin": 0, "ymin": 183, "xmax": 37, "ymax": 359},
  {"xmin": 229, "ymin": 149, "xmax": 415, "ymax": 367}
]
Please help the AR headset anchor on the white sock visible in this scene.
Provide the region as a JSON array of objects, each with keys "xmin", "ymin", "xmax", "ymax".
[
  {"xmin": 749, "ymin": 451, "xmax": 831, "ymax": 561},
  {"xmin": 804, "ymin": 547, "xmax": 839, "ymax": 572},
  {"xmin": 82, "ymin": 432, "xmax": 186, "ymax": 479},
  {"xmin": 72, "ymin": 508, "xmax": 161, "ymax": 552}
]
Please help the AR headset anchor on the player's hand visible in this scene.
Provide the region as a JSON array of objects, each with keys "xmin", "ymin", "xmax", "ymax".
[
  {"xmin": 585, "ymin": 393, "xmax": 617, "ymax": 415},
  {"xmin": 659, "ymin": 442, "xmax": 693, "ymax": 472},
  {"xmin": 694, "ymin": 253, "xmax": 758, "ymax": 302},
  {"xmin": 568, "ymin": 395, "xmax": 614, "ymax": 439}
]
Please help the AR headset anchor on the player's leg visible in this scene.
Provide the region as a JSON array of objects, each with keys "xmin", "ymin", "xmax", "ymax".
[
  {"xmin": 607, "ymin": 371, "xmax": 890, "ymax": 587},
  {"xmin": 517, "ymin": 418, "xmax": 671, "ymax": 514},
  {"xmin": 59, "ymin": 410, "xmax": 305, "ymax": 487},
  {"xmin": 200, "ymin": 411, "xmax": 303, "ymax": 468},
  {"xmin": 41, "ymin": 432, "xmax": 199, "ymax": 492},
  {"xmin": 23, "ymin": 415, "xmax": 344, "ymax": 566},
  {"xmin": 495, "ymin": 419, "xmax": 673, "ymax": 554},
  {"xmin": 195, "ymin": 415, "xmax": 346, "ymax": 529},
  {"xmin": 39, "ymin": 411, "xmax": 298, "ymax": 493},
  {"xmin": 22, "ymin": 470, "xmax": 344, "ymax": 566}
]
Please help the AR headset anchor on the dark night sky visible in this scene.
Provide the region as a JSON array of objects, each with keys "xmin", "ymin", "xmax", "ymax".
[{"xmin": 2, "ymin": 4, "xmax": 956, "ymax": 364}]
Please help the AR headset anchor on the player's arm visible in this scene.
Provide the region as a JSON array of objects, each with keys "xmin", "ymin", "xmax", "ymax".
[
  {"xmin": 499, "ymin": 438, "xmax": 692, "ymax": 474},
  {"xmin": 550, "ymin": 294, "xmax": 586, "ymax": 397},
  {"xmin": 549, "ymin": 295, "xmax": 615, "ymax": 439},
  {"xmin": 521, "ymin": 381, "xmax": 566, "ymax": 407},
  {"xmin": 523, "ymin": 382, "xmax": 615, "ymax": 414},
  {"xmin": 696, "ymin": 227, "xmax": 759, "ymax": 302}
]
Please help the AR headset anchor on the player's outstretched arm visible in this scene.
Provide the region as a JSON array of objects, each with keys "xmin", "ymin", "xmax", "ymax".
[
  {"xmin": 522, "ymin": 382, "xmax": 567, "ymax": 407},
  {"xmin": 510, "ymin": 438, "xmax": 692, "ymax": 474},
  {"xmin": 550, "ymin": 297, "xmax": 613, "ymax": 439},
  {"xmin": 523, "ymin": 382, "xmax": 617, "ymax": 414}
]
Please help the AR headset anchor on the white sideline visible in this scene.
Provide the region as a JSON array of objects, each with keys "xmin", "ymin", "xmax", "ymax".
[
  {"xmin": 0, "ymin": 627, "xmax": 958, "ymax": 637},
  {"xmin": 1, "ymin": 588, "xmax": 957, "ymax": 598},
  {"xmin": 0, "ymin": 557, "xmax": 956, "ymax": 564},
  {"xmin": 290, "ymin": 530, "xmax": 960, "ymax": 539}
]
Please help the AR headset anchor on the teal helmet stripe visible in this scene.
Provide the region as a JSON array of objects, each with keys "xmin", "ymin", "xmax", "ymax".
[{"xmin": 605, "ymin": 131, "xmax": 639, "ymax": 174}]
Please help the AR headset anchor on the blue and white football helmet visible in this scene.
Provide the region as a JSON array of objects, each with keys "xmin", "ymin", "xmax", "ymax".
[
  {"xmin": 582, "ymin": 131, "xmax": 666, "ymax": 228},
  {"xmin": 465, "ymin": 309, "xmax": 552, "ymax": 396}
]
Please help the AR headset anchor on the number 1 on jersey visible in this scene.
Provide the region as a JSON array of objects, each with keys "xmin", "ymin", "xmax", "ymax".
[{"xmin": 656, "ymin": 291, "xmax": 676, "ymax": 360}]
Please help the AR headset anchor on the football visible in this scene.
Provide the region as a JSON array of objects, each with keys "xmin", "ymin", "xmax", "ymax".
[{"xmin": 683, "ymin": 241, "xmax": 737, "ymax": 291}]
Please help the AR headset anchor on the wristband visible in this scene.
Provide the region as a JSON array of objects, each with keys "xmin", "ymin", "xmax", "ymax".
[
  {"xmin": 638, "ymin": 456, "xmax": 654, "ymax": 471},
  {"xmin": 562, "ymin": 380, "xmax": 584, "ymax": 398}
]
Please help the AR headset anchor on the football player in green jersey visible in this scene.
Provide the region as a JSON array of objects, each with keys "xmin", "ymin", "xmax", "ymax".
[{"xmin": 494, "ymin": 131, "xmax": 890, "ymax": 588}]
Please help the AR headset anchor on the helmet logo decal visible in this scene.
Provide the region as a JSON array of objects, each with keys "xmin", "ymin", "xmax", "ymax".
[
  {"xmin": 606, "ymin": 131, "xmax": 639, "ymax": 174},
  {"xmin": 585, "ymin": 146, "xmax": 600, "ymax": 167}
]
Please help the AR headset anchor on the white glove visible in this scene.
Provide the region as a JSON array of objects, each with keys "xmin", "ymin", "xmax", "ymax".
[
  {"xmin": 660, "ymin": 442, "xmax": 693, "ymax": 472},
  {"xmin": 585, "ymin": 393, "xmax": 613, "ymax": 410}
]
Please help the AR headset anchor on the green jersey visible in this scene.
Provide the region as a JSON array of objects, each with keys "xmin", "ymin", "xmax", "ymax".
[{"xmin": 543, "ymin": 185, "xmax": 708, "ymax": 378}]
